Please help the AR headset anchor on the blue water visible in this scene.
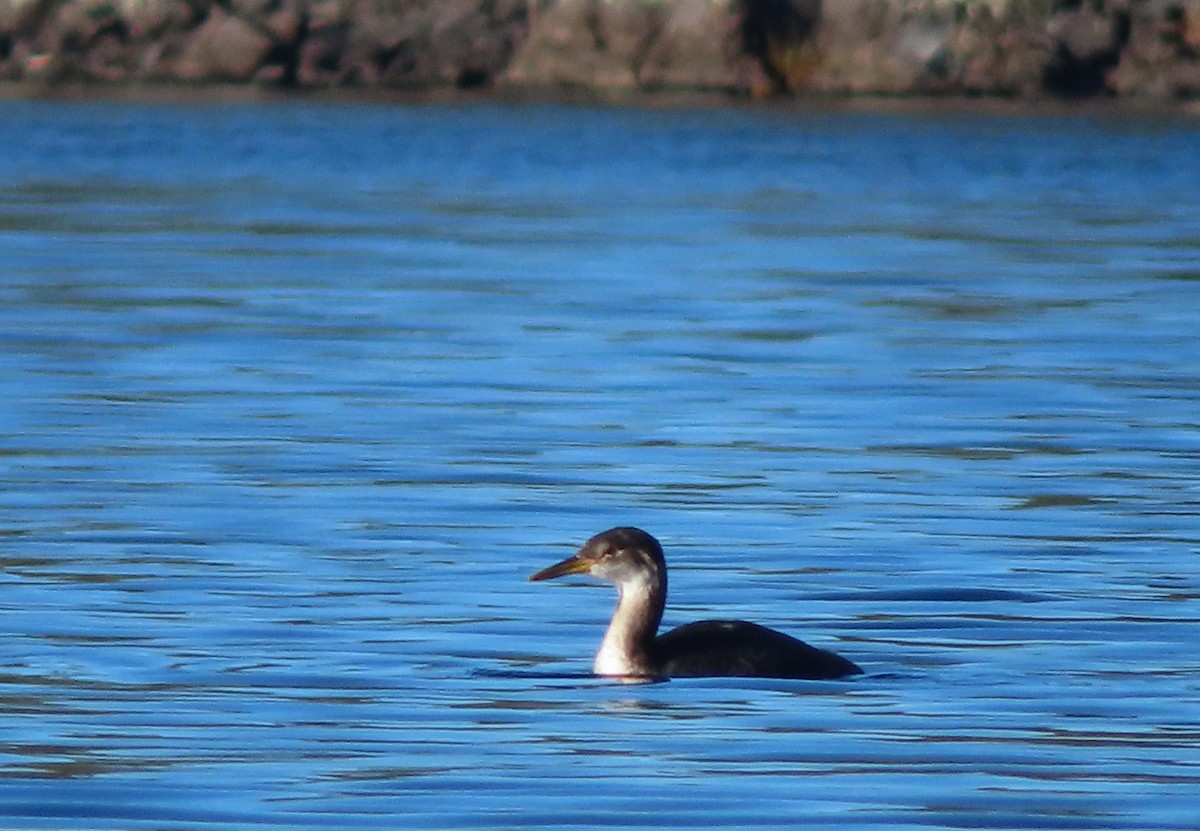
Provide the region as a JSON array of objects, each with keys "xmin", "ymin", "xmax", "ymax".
[{"xmin": 1, "ymin": 100, "xmax": 1198, "ymax": 830}]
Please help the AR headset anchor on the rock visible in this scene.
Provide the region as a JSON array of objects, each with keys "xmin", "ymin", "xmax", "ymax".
[
  {"xmin": 8, "ymin": 0, "xmax": 139, "ymax": 82},
  {"xmin": 958, "ymin": 25, "xmax": 1048, "ymax": 97},
  {"xmin": 1, "ymin": 0, "xmax": 1200, "ymax": 99},
  {"xmin": 230, "ymin": 0, "xmax": 278, "ymax": 20},
  {"xmin": 503, "ymin": 0, "xmax": 656, "ymax": 91},
  {"xmin": 262, "ymin": 3, "xmax": 302, "ymax": 44},
  {"xmin": 1042, "ymin": 6, "xmax": 1128, "ymax": 96},
  {"xmin": 296, "ymin": 18, "xmax": 351, "ymax": 85},
  {"xmin": 803, "ymin": 0, "xmax": 1063, "ymax": 97},
  {"xmin": 1048, "ymin": 7, "xmax": 1118, "ymax": 63},
  {"xmin": 1108, "ymin": 3, "xmax": 1176, "ymax": 97},
  {"xmin": 639, "ymin": 0, "xmax": 745, "ymax": 92},
  {"xmin": 117, "ymin": 0, "xmax": 196, "ymax": 41},
  {"xmin": 82, "ymin": 28, "xmax": 134, "ymax": 80},
  {"xmin": 0, "ymin": 0, "xmax": 57, "ymax": 36},
  {"xmin": 175, "ymin": 6, "xmax": 271, "ymax": 81},
  {"xmin": 808, "ymin": 0, "xmax": 932, "ymax": 94},
  {"xmin": 1169, "ymin": 59, "xmax": 1200, "ymax": 96},
  {"xmin": 736, "ymin": 0, "xmax": 820, "ymax": 93},
  {"xmin": 372, "ymin": 0, "xmax": 529, "ymax": 88},
  {"xmin": 50, "ymin": 0, "xmax": 121, "ymax": 46},
  {"xmin": 1109, "ymin": 0, "xmax": 1200, "ymax": 97}
]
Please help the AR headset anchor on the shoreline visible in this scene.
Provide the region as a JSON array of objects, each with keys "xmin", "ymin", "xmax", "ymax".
[
  {"xmin": 4, "ymin": 80, "xmax": 1199, "ymax": 120},
  {"xmin": 3, "ymin": 1, "xmax": 1200, "ymax": 113}
]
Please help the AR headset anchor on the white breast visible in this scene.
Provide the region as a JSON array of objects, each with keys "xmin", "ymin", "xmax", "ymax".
[
  {"xmin": 591, "ymin": 574, "xmax": 658, "ymax": 677},
  {"xmin": 593, "ymin": 641, "xmax": 637, "ymax": 676}
]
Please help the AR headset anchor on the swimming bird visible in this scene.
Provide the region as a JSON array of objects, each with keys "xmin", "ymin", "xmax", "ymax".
[{"xmin": 529, "ymin": 527, "xmax": 861, "ymax": 680}]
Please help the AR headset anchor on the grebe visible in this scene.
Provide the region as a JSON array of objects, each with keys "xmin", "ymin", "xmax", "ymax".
[{"xmin": 530, "ymin": 527, "xmax": 861, "ymax": 680}]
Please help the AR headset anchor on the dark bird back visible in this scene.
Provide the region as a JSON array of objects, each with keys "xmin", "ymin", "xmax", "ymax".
[{"xmin": 653, "ymin": 619, "xmax": 862, "ymax": 680}]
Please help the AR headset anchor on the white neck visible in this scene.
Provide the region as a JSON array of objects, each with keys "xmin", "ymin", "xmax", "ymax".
[{"xmin": 593, "ymin": 573, "xmax": 663, "ymax": 677}]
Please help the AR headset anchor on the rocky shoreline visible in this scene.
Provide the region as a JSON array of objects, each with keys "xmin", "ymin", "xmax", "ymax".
[{"xmin": 2, "ymin": 0, "xmax": 1199, "ymax": 102}]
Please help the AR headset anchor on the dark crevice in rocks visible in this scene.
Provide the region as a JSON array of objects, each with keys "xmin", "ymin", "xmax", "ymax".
[
  {"xmin": 455, "ymin": 66, "xmax": 490, "ymax": 88},
  {"xmin": 263, "ymin": 12, "xmax": 305, "ymax": 87},
  {"xmin": 1043, "ymin": 7, "xmax": 1131, "ymax": 97},
  {"xmin": 738, "ymin": 0, "xmax": 820, "ymax": 93}
]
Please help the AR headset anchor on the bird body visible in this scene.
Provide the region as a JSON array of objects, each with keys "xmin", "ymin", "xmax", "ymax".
[
  {"xmin": 530, "ymin": 527, "xmax": 861, "ymax": 681},
  {"xmin": 654, "ymin": 619, "xmax": 859, "ymax": 679}
]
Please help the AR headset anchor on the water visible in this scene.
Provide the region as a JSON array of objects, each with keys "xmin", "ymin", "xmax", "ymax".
[{"xmin": 1, "ymin": 99, "xmax": 1199, "ymax": 830}]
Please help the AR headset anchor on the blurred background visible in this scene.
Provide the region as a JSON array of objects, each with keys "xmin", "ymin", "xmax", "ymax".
[{"xmin": 2, "ymin": 0, "xmax": 1200, "ymax": 101}]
